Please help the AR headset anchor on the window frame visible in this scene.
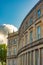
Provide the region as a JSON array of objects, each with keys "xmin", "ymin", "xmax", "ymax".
[
  {"xmin": 30, "ymin": 30, "xmax": 33, "ymax": 43},
  {"xmin": 37, "ymin": 26, "xmax": 41, "ymax": 39},
  {"xmin": 37, "ymin": 9, "xmax": 41, "ymax": 18}
]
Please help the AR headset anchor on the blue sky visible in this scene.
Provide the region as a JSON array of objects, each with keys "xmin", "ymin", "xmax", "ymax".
[{"xmin": 0, "ymin": 0, "xmax": 39, "ymax": 28}]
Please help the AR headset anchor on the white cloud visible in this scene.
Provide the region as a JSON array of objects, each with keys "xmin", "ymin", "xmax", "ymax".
[
  {"xmin": 3, "ymin": 24, "xmax": 18, "ymax": 32},
  {"xmin": 0, "ymin": 24, "xmax": 18, "ymax": 45},
  {"xmin": 0, "ymin": 34, "xmax": 7, "ymax": 44}
]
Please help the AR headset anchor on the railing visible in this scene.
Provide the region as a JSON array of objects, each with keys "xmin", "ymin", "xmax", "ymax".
[{"xmin": 18, "ymin": 38, "xmax": 43, "ymax": 55}]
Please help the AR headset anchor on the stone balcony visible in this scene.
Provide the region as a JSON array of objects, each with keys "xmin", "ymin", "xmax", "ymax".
[{"xmin": 18, "ymin": 38, "xmax": 43, "ymax": 55}]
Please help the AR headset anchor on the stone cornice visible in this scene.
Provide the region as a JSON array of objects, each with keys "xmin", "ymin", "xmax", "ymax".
[{"xmin": 7, "ymin": 55, "xmax": 17, "ymax": 59}]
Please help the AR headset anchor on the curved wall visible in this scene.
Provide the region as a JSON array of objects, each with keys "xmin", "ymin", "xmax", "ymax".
[{"xmin": 18, "ymin": 0, "xmax": 43, "ymax": 65}]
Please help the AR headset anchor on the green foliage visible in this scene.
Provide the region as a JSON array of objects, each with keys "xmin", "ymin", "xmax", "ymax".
[{"xmin": 0, "ymin": 44, "xmax": 7, "ymax": 65}]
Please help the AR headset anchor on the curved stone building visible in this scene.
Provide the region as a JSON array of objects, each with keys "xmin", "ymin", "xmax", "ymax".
[
  {"xmin": 7, "ymin": 0, "xmax": 43, "ymax": 65},
  {"xmin": 18, "ymin": 0, "xmax": 43, "ymax": 65}
]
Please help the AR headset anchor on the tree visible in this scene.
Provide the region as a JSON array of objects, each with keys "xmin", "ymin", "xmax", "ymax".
[{"xmin": 0, "ymin": 44, "xmax": 7, "ymax": 65}]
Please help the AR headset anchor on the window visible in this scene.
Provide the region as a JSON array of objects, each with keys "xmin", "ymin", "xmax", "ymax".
[
  {"xmin": 29, "ymin": 17, "xmax": 33, "ymax": 25},
  {"xmin": 20, "ymin": 56, "xmax": 22, "ymax": 65},
  {"xmin": 25, "ymin": 34, "xmax": 28, "ymax": 44},
  {"xmin": 31, "ymin": 51, "xmax": 34, "ymax": 65},
  {"xmin": 8, "ymin": 60, "xmax": 10, "ymax": 65},
  {"xmin": 22, "ymin": 54, "xmax": 25, "ymax": 65},
  {"xmin": 14, "ymin": 48, "xmax": 16, "ymax": 55},
  {"xmin": 37, "ymin": 26, "xmax": 41, "ymax": 39},
  {"xmin": 37, "ymin": 9, "xmax": 41, "ymax": 18},
  {"xmin": 25, "ymin": 22, "xmax": 28, "ymax": 30},
  {"xmin": 24, "ymin": 53, "xmax": 27, "ymax": 65},
  {"xmin": 13, "ymin": 39, "xmax": 16, "ymax": 44},
  {"xmin": 22, "ymin": 37, "xmax": 24, "ymax": 47},
  {"xmin": 28, "ymin": 52, "xmax": 30, "ymax": 65},
  {"xmin": 8, "ymin": 50, "xmax": 11, "ymax": 56},
  {"xmin": 26, "ymin": 53, "xmax": 27, "ymax": 65},
  {"xmin": 12, "ymin": 60, "xmax": 14, "ymax": 65},
  {"xmin": 10, "ymin": 40, "xmax": 12, "ymax": 44},
  {"xmin": 40, "ymin": 48, "xmax": 43, "ymax": 65},
  {"xmin": 35, "ymin": 50, "xmax": 39, "ymax": 65},
  {"xmin": 30, "ymin": 31, "xmax": 33, "ymax": 43},
  {"xmin": 14, "ymin": 39, "xmax": 17, "ymax": 44}
]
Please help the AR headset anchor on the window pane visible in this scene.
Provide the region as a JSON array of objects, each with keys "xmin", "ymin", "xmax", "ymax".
[
  {"xmin": 25, "ymin": 22, "xmax": 28, "ymax": 30},
  {"xmin": 8, "ymin": 60, "xmax": 10, "ymax": 65},
  {"xmin": 30, "ymin": 31, "xmax": 33, "ymax": 43},
  {"xmin": 28, "ymin": 52, "xmax": 30, "ymax": 65},
  {"xmin": 35, "ymin": 50, "xmax": 39, "ymax": 65},
  {"xmin": 14, "ymin": 39, "xmax": 17, "ymax": 44},
  {"xmin": 22, "ymin": 55, "xmax": 24, "ymax": 65},
  {"xmin": 31, "ymin": 51, "xmax": 34, "ymax": 65},
  {"xmin": 40, "ymin": 48, "xmax": 43, "ymax": 65},
  {"xmin": 8, "ymin": 50, "xmax": 11, "ymax": 56},
  {"xmin": 37, "ymin": 26, "xmax": 41, "ymax": 39},
  {"xmin": 37, "ymin": 9, "xmax": 41, "ymax": 18},
  {"xmin": 25, "ymin": 34, "xmax": 28, "ymax": 44},
  {"xmin": 14, "ymin": 48, "xmax": 16, "ymax": 55},
  {"xmin": 29, "ymin": 17, "xmax": 33, "ymax": 25},
  {"xmin": 12, "ymin": 60, "xmax": 14, "ymax": 65}
]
